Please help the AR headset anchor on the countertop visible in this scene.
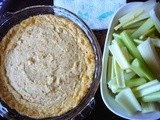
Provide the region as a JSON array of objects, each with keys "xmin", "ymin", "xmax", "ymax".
[{"xmin": 0, "ymin": 0, "xmax": 156, "ymax": 120}]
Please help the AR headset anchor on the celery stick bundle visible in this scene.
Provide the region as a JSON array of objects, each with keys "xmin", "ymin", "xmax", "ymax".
[{"xmin": 107, "ymin": 0, "xmax": 160, "ymax": 116}]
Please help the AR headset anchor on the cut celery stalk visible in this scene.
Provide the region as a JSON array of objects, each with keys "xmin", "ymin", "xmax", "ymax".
[
  {"xmin": 140, "ymin": 27, "xmax": 156, "ymax": 39},
  {"xmin": 130, "ymin": 58, "xmax": 155, "ymax": 81},
  {"xmin": 113, "ymin": 33, "xmax": 122, "ymax": 39},
  {"xmin": 114, "ymin": 10, "xmax": 144, "ymax": 31},
  {"xmin": 137, "ymin": 38, "xmax": 160, "ymax": 79},
  {"xmin": 133, "ymin": 79, "xmax": 159, "ymax": 91},
  {"xmin": 141, "ymin": 102, "xmax": 158, "ymax": 113},
  {"xmin": 141, "ymin": 91, "xmax": 160, "ymax": 102},
  {"xmin": 107, "ymin": 56, "xmax": 114, "ymax": 81},
  {"xmin": 121, "ymin": 47, "xmax": 132, "ymax": 62},
  {"xmin": 151, "ymin": 38, "xmax": 160, "ymax": 47},
  {"xmin": 125, "ymin": 78, "xmax": 147, "ymax": 88},
  {"xmin": 108, "ymin": 78, "xmax": 124, "ymax": 93},
  {"xmin": 150, "ymin": 6, "xmax": 160, "ymax": 33},
  {"xmin": 124, "ymin": 71, "xmax": 136, "ymax": 81},
  {"xmin": 120, "ymin": 31, "xmax": 143, "ymax": 62},
  {"xmin": 125, "ymin": 29, "xmax": 137, "ymax": 35},
  {"xmin": 118, "ymin": 10, "xmax": 144, "ymax": 25},
  {"xmin": 122, "ymin": 19, "xmax": 146, "ymax": 29},
  {"xmin": 108, "ymin": 40, "xmax": 130, "ymax": 69},
  {"xmin": 115, "ymin": 88, "xmax": 142, "ymax": 115},
  {"xmin": 119, "ymin": 0, "xmax": 156, "ymax": 24},
  {"xmin": 133, "ymin": 39, "xmax": 144, "ymax": 46},
  {"xmin": 133, "ymin": 79, "xmax": 160, "ymax": 97},
  {"xmin": 123, "ymin": 14, "xmax": 149, "ymax": 28},
  {"xmin": 135, "ymin": 83, "xmax": 160, "ymax": 97},
  {"xmin": 114, "ymin": 60, "xmax": 126, "ymax": 88},
  {"xmin": 131, "ymin": 18, "xmax": 155, "ymax": 38}
]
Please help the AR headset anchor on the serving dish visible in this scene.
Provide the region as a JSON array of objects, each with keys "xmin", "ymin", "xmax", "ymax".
[
  {"xmin": 100, "ymin": 2, "xmax": 160, "ymax": 120},
  {"xmin": 0, "ymin": 5, "xmax": 102, "ymax": 120}
]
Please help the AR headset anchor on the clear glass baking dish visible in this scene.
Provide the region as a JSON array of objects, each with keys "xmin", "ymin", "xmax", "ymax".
[{"xmin": 0, "ymin": 5, "xmax": 102, "ymax": 120}]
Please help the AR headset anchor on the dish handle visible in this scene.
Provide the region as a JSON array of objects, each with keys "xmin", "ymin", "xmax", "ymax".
[{"xmin": 72, "ymin": 97, "xmax": 95, "ymax": 120}]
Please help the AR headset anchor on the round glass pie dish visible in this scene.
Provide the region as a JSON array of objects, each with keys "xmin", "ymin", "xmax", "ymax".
[{"xmin": 0, "ymin": 5, "xmax": 102, "ymax": 120}]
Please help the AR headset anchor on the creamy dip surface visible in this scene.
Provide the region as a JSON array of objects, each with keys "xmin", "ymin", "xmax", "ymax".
[{"xmin": 0, "ymin": 14, "xmax": 95, "ymax": 118}]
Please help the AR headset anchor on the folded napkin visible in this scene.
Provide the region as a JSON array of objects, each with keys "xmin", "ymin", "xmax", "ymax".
[{"xmin": 54, "ymin": 0, "xmax": 126, "ymax": 29}]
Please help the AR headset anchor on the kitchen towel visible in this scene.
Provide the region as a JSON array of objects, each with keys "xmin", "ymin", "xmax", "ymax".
[{"xmin": 54, "ymin": 0, "xmax": 126, "ymax": 29}]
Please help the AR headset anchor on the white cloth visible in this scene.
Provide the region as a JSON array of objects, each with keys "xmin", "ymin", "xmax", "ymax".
[{"xmin": 54, "ymin": 0, "xmax": 126, "ymax": 29}]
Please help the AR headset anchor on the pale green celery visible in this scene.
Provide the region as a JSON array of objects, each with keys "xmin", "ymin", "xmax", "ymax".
[
  {"xmin": 140, "ymin": 27, "xmax": 156, "ymax": 39},
  {"xmin": 121, "ymin": 47, "xmax": 132, "ymax": 63},
  {"xmin": 141, "ymin": 102, "xmax": 158, "ymax": 113},
  {"xmin": 118, "ymin": 10, "xmax": 144, "ymax": 25},
  {"xmin": 125, "ymin": 68, "xmax": 132, "ymax": 73},
  {"xmin": 108, "ymin": 77, "xmax": 124, "ymax": 93},
  {"xmin": 108, "ymin": 40, "xmax": 130, "ymax": 69},
  {"xmin": 132, "ymin": 79, "xmax": 160, "ymax": 98},
  {"xmin": 133, "ymin": 79, "xmax": 159, "ymax": 91},
  {"xmin": 113, "ymin": 33, "xmax": 122, "ymax": 39},
  {"xmin": 130, "ymin": 58, "xmax": 155, "ymax": 80},
  {"xmin": 114, "ymin": 10, "xmax": 144, "ymax": 31},
  {"xmin": 151, "ymin": 38, "xmax": 160, "ymax": 47},
  {"xmin": 124, "ymin": 71, "xmax": 136, "ymax": 81},
  {"xmin": 150, "ymin": 8, "xmax": 160, "ymax": 33},
  {"xmin": 141, "ymin": 91, "xmax": 160, "ymax": 102},
  {"xmin": 115, "ymin": 88, "xmax": 142, "ymax": 115},
  {"xmin": 112, "ymin": 38, "xmax": 124, "ymax": 47},
  {"xmin": 119, "ymin": 0, "xmax": 156, "ymax": 24},
  {"xmin": 125, "ymin": 29, "xmax": 137, "ymax": 35},
  {"xmin": 137, "ymin": 38, "xmax": 160, "ymax": 79},
  {"xmin": 131, "ymin": 18, "xmax": 154, "ymax": 38},
  {"xmin": 125, "ymin": 78, "xmax": 147, "ymax": 88},
  {"xmin": 133, "ymin": 39, "xmax": 144, "ymax": 46},
  {"xmin": 122, "ymin": 19, "xmax": 146, "ymax": 29},
  {"xmin": 107, "ymin": 56, "xmax": 113, "ymax": 81},
  {"xmin": 114, "ymin": 60, "xmax": 126, "ymax": 88},
  {"xmin": 115, "ymin": 10, "xmax": 144, "ymax": 31},
  {"xmin": 120, "ymin": 31, "xmax": 144, "ymax": 62},
  {"xmin": 111, "ymin": 57, "xmax": 115, "ymax": 79},
  {"xmin": 122, "ymin": 15, "xmax": 149, "ymax": 28}
]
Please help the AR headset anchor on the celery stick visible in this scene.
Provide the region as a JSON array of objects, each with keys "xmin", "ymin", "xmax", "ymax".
[
  {"xmin": 123, "ymin": 15, "xmax": 149, "ymax": 28},
  {"xmin": 115, "ymin": 10, "xmax": 144, "ymax": 31},
  {"xmin": 141, "ymin": 91, "xmax": 160, "ymax": 102},
  {"xmin": 133, "ymin": 79, "xmax": 159, "ymax": 91},
  {"xmin": 108, "ymin": 78, "xmax": 124, "ymax": 93},
  {"xmin": 115, "ymin": 88, "xmax": 142, "ymax": 115},
  {"xmin": 140, "ymin": 27, "xmax": 156, "ymax": 39},
  {"xmin": 133, "ymin": 39, "xmax": 144, "ymax": 46},
  {"xmin": 131, "ymin": 18, "xmax": 154, "ymax": 38},
  {"xmin": 125, "ymin": 78, "xmax": 147, "ymax": 88},
  {"xmin": 108, "ymin": 41, "xmax": 130, "ymax": 69},
  {"xmin": 122, "ymin": 19, "xmax": 146, "ymax": 29},
  {"xmin": 125, "ymin": 68, "xmax": 132, "ymax": 73},
  {"xmin": 111, "ymin": 57, "xmax": 115, "ymax": 79},
  {"xmin": 119, "ymin": 0, "xmax": 156, "ymax": 24},
  {"xmin": 150, "ymin": 7, "xmax": 160, "ymax": 33},
  {"xmin": 120, "ymin": 31, "xmax": 144, "ymax": 62},
  {"xmin": 118, "ymin": 10, "xmax": 144, "ymax": 25},
  {"xmin": 107, "ymin": 56, "xmax": 113, "ymax": 81},
  {"xmin": 133, "ymin": 79, "xmax": 160, "ymax": 98},
  {"xmin": 141, "ymin": 102, "xmax": 158, "ymax": 113},
  {"xmin": 113, "ymin": 33, "xmax": 122, "ymax": 39},
  {"xmin": 151, "ymin": 38, "xmax": 160, "ymax": 48},
  {"xmin": 137, "ymin": 38, "xmax": 160, "ymax": 79},
  {"xmin": 125, "ymin": 29, "xmax": 137, "ymax": 35},
  {"xmin": 114, "ymin": 60, "xmax": 126, "ymax": 88},
  {"xmin": 124, "ymin": 71, "xmax": 136, "ymax": 81},
  {"xmin": 121, "ymin": 47, "xmax": 132, "ymax": 62},
  {"xmin": 130, "ymin": 58, "xmax": 155, "ymax": 80}
]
